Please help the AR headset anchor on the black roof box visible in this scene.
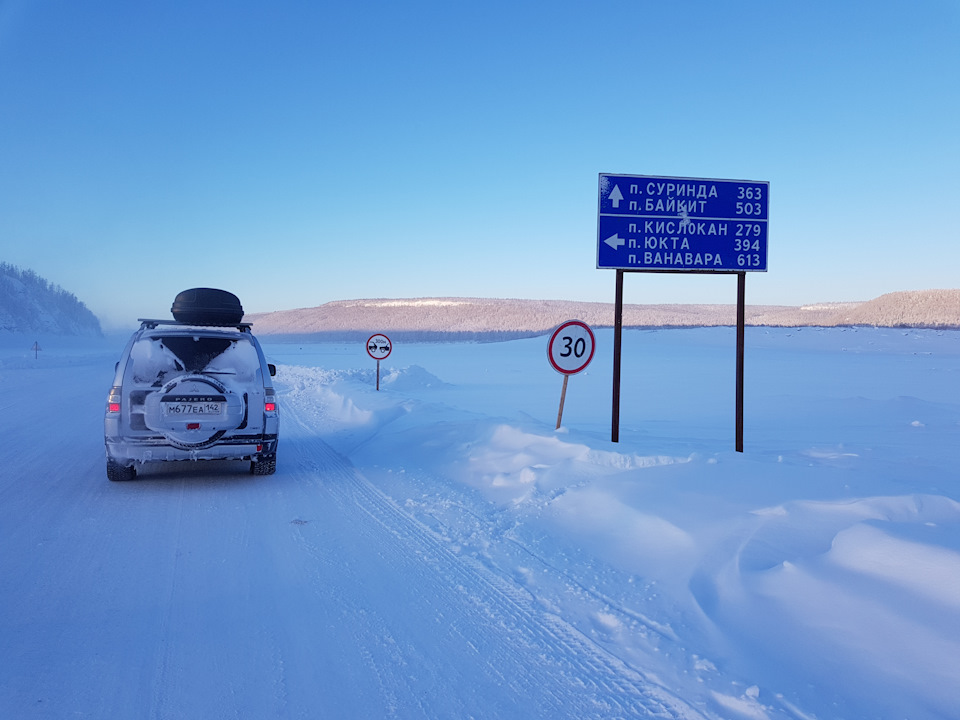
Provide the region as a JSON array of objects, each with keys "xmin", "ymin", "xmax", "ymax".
[{"xmin": 171, "ymin": 288, "xmax": 244, "ymax": 326}]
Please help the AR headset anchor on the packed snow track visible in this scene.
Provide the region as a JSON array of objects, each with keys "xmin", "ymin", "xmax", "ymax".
[
  {"xmin": 0, "ymin": 345, "xmax": 701, "ymax": 719},
  {"xmin": 6, "ymin": 328, "xmax": 959, "ymax": 720}
]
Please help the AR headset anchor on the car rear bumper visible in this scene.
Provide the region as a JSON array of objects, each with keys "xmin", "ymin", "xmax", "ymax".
[{"xmin": 106, "ymin": 434, "xmax": 278, "ymax": 465}]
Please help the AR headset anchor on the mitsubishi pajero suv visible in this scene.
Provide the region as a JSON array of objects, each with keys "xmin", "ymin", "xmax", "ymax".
[{"xmin": 104, "ymin": 288, "xmax": 279, "ymax": 481}]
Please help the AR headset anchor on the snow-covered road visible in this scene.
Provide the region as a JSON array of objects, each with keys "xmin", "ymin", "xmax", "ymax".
[
  {"xmin": 1, "ymin": 343, "xmax": 700, "ymax": 719},
  {"xmin": 3, "ymin": 327, "xmax": 959, "ymax": 719}
]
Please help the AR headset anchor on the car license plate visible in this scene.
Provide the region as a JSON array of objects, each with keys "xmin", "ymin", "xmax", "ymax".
[{"xmin": 163, "ymin": 401, "xmax": 224, "ymax": 416}]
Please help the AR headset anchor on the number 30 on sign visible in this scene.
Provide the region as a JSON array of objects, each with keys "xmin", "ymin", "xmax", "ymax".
[{"xmin": 547, "ymin": 320, "xmax": 596, "ymax": 375}]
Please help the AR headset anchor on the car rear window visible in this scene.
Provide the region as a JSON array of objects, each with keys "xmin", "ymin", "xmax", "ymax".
[{"xmin": 128, "ymin": 334, "xmax": 260, "ymax": 386}]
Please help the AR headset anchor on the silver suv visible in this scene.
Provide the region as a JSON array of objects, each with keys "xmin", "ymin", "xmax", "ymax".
[{"xmin": 104, "ymin": 289, "xmax": 279, "ymax": 481}]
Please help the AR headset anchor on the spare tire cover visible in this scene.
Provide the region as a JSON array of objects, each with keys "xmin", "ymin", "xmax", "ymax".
[{"xmin": 143, "ymin": 374, "xmax": 246, "ymax": 448}]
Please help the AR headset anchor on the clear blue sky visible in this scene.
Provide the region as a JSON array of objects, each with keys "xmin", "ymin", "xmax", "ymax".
[{"xmin": 2, "ymin": 0, "xmax": 958, "ymax": 329}]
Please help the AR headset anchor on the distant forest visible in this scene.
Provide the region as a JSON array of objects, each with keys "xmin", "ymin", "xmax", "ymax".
[{"xmin": 0, "ymin": 263, "xmax": 101, "ymax": 335}]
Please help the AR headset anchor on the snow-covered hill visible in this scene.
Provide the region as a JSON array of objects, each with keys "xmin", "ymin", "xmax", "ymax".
[
  {"xmin": 245, "ymin": 290, "xmax": 960, "ymax": 340},
  {"xmin": 838, "ymin": 289, "xmax": 960, "ymax": 327},
  {"xmin": 0, "ymin": 263, "xmax": 101, "ymax": 335}
]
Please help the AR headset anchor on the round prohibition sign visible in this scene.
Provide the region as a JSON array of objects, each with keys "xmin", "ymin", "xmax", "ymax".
[
  {"xmin": 366, "ymin": 333, "xmax": 392, "ymax": 361},
  {"xmin": 547, "ymin": 320, "xmax": 596, "ymax": 375}
]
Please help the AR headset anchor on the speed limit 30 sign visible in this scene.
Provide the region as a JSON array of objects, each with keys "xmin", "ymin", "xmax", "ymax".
[{"xmin": 547, "ymin": 320, "xmax": 596, "ymax": 375}]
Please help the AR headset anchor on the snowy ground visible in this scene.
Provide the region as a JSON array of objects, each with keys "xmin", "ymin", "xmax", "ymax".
[{"xmin": 1, "ymin": 326, "xmax": 958, "ymax": 719}]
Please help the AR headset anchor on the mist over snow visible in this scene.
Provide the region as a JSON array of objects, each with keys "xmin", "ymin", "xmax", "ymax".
[{"xmin": 2, "ymin": 322, "xmax": 958, "ymax": 719}]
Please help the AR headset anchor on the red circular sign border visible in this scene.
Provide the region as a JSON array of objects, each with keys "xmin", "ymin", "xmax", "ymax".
[
  {"xmin": 547, "ymin": 320, "xmax": 596, "ymax": 375},
  {"xmin": 366, "ymin": 333, "xmax": 393, "ymax": 361}
]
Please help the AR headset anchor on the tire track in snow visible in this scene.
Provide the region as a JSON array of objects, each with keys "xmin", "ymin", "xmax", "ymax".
[
  {"xmin": 280, "ymin": 394, "xmax": 709, "ymax": 719},
  {"xmin": 149, "ymin": 480, "xmax": 186, "ymax": 720}
]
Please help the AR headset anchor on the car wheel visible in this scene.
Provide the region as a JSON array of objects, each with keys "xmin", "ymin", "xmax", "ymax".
[
  {"xmin": 107, "ymin": 459, "xmax": 136, "ymax": 482},
  {"xmin": 251, "ymin": 453, "xmax": 276, "ymax": 476}
]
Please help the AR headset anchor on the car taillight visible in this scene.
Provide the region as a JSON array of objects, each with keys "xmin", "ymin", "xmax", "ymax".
[
  {"xmin": 264, "ymin": 388, "xmax": 276, "ymax": 413},
  {"xmin": 107, "ymin": 387, "xmax": 122, "ymax": 413}
]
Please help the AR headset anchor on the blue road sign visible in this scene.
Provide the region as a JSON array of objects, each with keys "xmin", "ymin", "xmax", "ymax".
[{"xmin": 597, "ymin": 174, "xmax": 769, "ymax": 272}]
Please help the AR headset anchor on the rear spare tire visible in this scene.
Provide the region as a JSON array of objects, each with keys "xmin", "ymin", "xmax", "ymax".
[{"xmin": 142, "ymin": 374, "xmax": 245, "ymax": 449}]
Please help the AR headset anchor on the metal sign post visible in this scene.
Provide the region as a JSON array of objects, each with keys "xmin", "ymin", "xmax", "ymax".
[
  {"xmin": 365, "ymin": 333, "xmax": 392, "ymax": 391},
  {"xmin": 611, "ymin": 272, "xmax": 624, "ymax": 443},
  {"xmin": 736, "ymin": 272, "xmax": 746, "ymax": 452},
  {"xmin": 599, "ymin": 174, "xmax": 769, "ymax": 452}
]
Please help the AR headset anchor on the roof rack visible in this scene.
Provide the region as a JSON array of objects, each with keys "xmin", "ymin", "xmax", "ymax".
[{"xmin": 138, "ymin": 319, "xmax": 252, "ymax": 332}]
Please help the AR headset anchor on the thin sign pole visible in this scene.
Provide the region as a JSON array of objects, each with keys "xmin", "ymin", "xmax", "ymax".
[
  {"xmin": 556, "ymin": 374, "xmax": 569, "ymax": 429},
  {"xmin": 376, "ymin": 359, "xmax": 380, "ymax": 391},
  {"xmin": 611, "ymin": 269, "xmax": 624, "ymax": 443},
  {"xmin": 735, "ymin": 272, "xmax": 746, "ymax": 452}
]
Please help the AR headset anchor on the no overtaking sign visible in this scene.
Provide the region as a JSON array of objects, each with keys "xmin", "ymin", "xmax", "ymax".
[{"xmin": 366, "ymin": 333, "xmax": 392, "ymax": 390}]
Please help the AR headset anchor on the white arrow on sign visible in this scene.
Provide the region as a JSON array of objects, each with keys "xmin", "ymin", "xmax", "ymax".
[
  {"xmin": 609, "ymin": 184, "xmax": 623, "ymax": 208},
  {"xmin": 604, "ymin": 233, "xmax": 625, "ymax": 250}
]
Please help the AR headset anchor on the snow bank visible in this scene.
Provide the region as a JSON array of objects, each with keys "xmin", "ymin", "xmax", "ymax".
[
  {"xmin": 266, "ymin": 327, "xmax": 960, "ymax": 718},
  {"xmin": 6, "ymin": 327, "xmax": 956, "ymax": 719}
]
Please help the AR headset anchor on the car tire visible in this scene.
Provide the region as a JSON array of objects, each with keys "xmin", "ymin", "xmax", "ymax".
[
  {"xmin": 107, "ymin": 459, "xmax": 136, "ymax": 482},
  {"xmin": 251, "ymin": 453, "xmax": 277, "ymax": 476}
]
